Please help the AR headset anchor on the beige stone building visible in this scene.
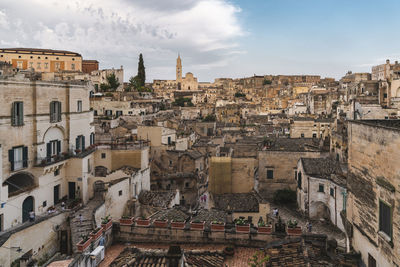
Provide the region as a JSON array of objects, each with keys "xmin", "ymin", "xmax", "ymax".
[
  {"xmin": 0, "ymin": 48, "xmax": 82, "ymax": 72},
  {"xmin": 90, "ymin": 67, "xmax": 124, "ymax": 92},
  {"xmin": 257, "ymin": 138, "xmax": 327, "ymax": 196},
  {"xmin": 290, "ymin": 117, "xmax": 332, "ymax": 139},
  {"xmin": 137, "ymin": 125, "xmax": 176, "ymax": 147},
  {"xmin": 344, "ymin": 120, "xmax": 400, "ymax": 267}
]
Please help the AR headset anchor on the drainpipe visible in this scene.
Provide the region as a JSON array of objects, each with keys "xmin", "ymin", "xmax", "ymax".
[
  {"xmin": 334, "ymin": 186, "xmax": 337, "ymax": 226},
  {"xmin": 307, "ymin": 176, "xmax": 310, "ymax": 218}
]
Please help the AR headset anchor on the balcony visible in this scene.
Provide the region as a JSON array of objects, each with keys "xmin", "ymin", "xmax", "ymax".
[{"xmin": 34, "ymin": 146, "xmax": 97, "ymax": 166}]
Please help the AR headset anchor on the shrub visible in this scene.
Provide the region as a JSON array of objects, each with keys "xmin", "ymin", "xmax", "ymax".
[{"xmin": 273, "ymin": 189, "xmax": 296, "ymax": 204}]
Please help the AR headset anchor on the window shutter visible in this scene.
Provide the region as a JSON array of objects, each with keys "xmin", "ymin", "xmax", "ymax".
[
  {"xmin": 50, "ymin": 102, "xmax": 54, "ymax": 122},
  {"xmin": 47, "ymin": 142, "xmax": 51, "ymax": 161},
  {"xmin": 57, "ymin": 140, "xmax": 61, "ymax": 155},
  {"xmin": 8, "ymin": 149, "xmax": 14, "ymax": 171},
  {"xmin": 18, "ymin": 102, "xmax": 24, "ymax": 125},
  {"xmin": 23, "ymin": 146, "xmax": 28, "ymax": 168},
  {"xmin": 11, "ymin": 103, "xmax": 16, "ymax": 126},
  {"xmin": 76, "ymin": 137, "xmax": 80, "ymax": 151},
  {"xmin": 82, "ymin": 136, "xmax": 85, "ymax": 150},
  {"xmin": 57, "ymin": 102, "xmax": 61, "ymax": 121}
]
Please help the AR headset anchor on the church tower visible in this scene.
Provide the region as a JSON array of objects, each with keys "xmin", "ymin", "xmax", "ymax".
[{"xmin": 176, "ymin": 54, "xmax": 182, "ymax": 83}]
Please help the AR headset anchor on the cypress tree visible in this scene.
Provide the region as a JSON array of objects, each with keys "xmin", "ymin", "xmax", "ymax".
[{"xmin": 137, "ymin": 53, "xmax": 146, "ymax": 87}]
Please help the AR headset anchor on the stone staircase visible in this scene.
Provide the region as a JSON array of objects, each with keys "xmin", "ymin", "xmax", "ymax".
[{"xmin": 70, "ymin": 196, "xmax": 104, "ymax": 254}]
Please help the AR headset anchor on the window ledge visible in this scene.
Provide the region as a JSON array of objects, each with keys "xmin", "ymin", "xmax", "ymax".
[{"xmin": 378, "ymin": 231, "xmax": 392, "ymax": 243}]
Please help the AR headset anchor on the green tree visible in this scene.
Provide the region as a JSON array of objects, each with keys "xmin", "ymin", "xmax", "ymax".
[
  {"xmin": 128, "ymin": 75, "xmax": 141, "ymax": 91},
  {"xmin": 137, "ymin": 53, "xmax": 146, "ymax": 87},
  {"xmin": 106, "ymin": 73, "xmax": 120, "ymax": 91}
]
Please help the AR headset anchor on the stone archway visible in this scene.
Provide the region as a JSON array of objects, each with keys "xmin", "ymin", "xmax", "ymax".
[
  {"xmin": 3, "ymin": 172, "xmax": 35, "ymax": 197},
  {"xmin": 95, "ymin": 166, "xmax": 108, "ymax": 177},
  {"xmin": 309, "ymin": 201, "xmax": 330, "ymax": 220},
  {"xmin": 22, "ymin": 196, "xmax": 34, "ymax": 222}
]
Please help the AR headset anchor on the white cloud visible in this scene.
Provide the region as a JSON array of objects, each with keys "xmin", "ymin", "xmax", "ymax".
[{"xmin": 0, "ymin": 0, "xmax": 244, "ymax": 81}]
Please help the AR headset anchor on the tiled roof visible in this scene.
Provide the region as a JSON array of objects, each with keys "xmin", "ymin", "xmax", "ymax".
[
  {"xmin": 191, "ymin": 209, "xmax": 227, "ymax": 224},
  {"xmin": 0, "ymin": 48, "xmax": 81, "ymax": 56},
  {"xmin": 110, "ymin": 247, "xmax": 225, "ymax": 267},
  {"xmin": 213, "ymin": 192, "xmax": 260, "ymax": 212},
  {"xmin": 152, "ymin": 207, "xmax": 189, "ymax": 221},
  {"xmin": 139, "ymin": 190, "xmax": 177, "ymax": 208},
  {"xmin": 185, "ymin": 251, "xmax": 225, "ymax": 267},
  {"xmin": 301, "ymin": 158, "xmax": 344, "ymax": 179}
]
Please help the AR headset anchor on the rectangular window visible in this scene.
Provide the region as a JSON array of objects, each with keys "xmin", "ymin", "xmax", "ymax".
[
  {"xmin": 379, "ymin": 200, "xmax": 392, "ymax": 239},
  {"xmin": 383, "ymin": 93, "xmax": 387, "ymax": 98},
  {"xmin": 50, "ymin": 101, "xmax": 61, "ymax": 122},
  {"xmin": 17, "ymin": 61, "xmax": 23, "ymax": 69},
  {"xmin": 119, "ymin": 190, "xmax": 122, "ymax": 196},
  {"xmin": 11, "ymin": 101, "xmax": 24, "ymax": 126},
  {"xmin": 47, "ymin": 140, "xmax": 61, "ymax": 161},
  {"xmin": 294, "ymin": 170, "xmax": 297, "ymax": 180},
  {"xmin": 37, "ymin": 62, "xmax": 41, "ymax": 69},
  {"xmin": 9, "ymin": 146, "xmax": 28, "ymax": 171},
  {"xmin": 330, "ymin": 188, "xmax": 334, "ymax": 197},
  {"xmin": 90, "ymin": 133, "xmax": 95, "ymax": 146},
  {"xmin": 368, "ymin": 254, "xmax": 376, "ymax": 267},
  {"xmin": 71, "ymin": 63, "xmax": 75, "ymax": 70},
  {"xmin": 87, "ymin": 159, "xmax": 91, "ymax": 172},
  {"xmin": 75, "ymin": 135, "xmax": 85, "ymax": 152},
  {"xmin": 312, "ymin": 133, "xmax": 317, "ymax": 138},
  {"xmin": 267, "ymin": 169, "xmax": 274, "ymax": 179},
  {"xmin": 101, "ymin": 153, "xmax": 106, "ymax": 159},
  {"xmin": 105, "ymin": 110, "xmax": 112, "ymax": 116},
  {"xmin": 116, "ymin": 110, "xmax": 123, "ymax": 117},
  {"xmin": 77, "ymin": 100, "xmax": 82, "ymax": 112},
  {"xmin": 54, "ymin": 169, "xmax": 60, "ymax": 176},
  {"xmin": 301, "ymin": 133, "xmax": 305, "ymax": 138},
  {"xmin": 318, "ymin": 184, "xmax": 324, "ymax": 193},
  {"xmin": 44, "ymin": 62, "xmax": 48, "ymax": 69}
]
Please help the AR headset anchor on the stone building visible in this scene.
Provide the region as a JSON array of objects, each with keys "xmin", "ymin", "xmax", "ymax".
[
  {"xmin": 90, "ymin": 67, "xmax": 124, "ymax": 92},
  {"xmin": 138, "ymin": 124, "xmax": 176, "ymax": 146},
  {"xmin": 176, "ymin": 55, "xmax": 198, "ymax": 91},
  {"xmin": 0, "ymin": 76, "xmax": 95, "ymax": 231},
  {"xmin": 82, "ymin": 59, "xmax": 99, "ymax": 74},
  {"xmin": 344, "ymin": 120, "xmax": 400, "ymax": 267},
  {"xmin": 290, "ymin": 117, "xmax": 333, "ymax": 139},
  {"xmin": 296, "ymin": 157, "xmax": 346, "ymax": 231},
  {"xmin": 0, "ymin": 48, "xmax": 82, "ymax": 72},
  {"xmin": 257, "ymin": 138, "xmax": 327, "ymax": 196}
]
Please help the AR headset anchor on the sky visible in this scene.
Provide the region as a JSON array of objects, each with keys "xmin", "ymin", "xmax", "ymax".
[{"xmin": 0, "ymin": 0, "xmax": 399, "ymax": 82}]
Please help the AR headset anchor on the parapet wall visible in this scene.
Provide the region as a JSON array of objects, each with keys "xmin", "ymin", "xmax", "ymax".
[{"xmin": 116, "ymin": 224, "xmax": 297, "ymax": 247}]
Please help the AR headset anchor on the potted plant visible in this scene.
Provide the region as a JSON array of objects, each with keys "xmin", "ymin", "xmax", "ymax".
[
  {"xmin": 136, "ymin": 216, "xmax": 150, "ymax": 227},
  {"xmin": 287, "ymin": 219, "xmax": 302, "ymax": 235},
  {"xmin": 75, "ymin": 149, "xmax": 81, "ymax": 154},
  {"xmin": 153, "ymin": 219, "xmax": 168, "ymax": 228},
  {"xmin": 90, "ymin": 227, "xmax": 103, "ymax": 240},
  {"xmin": 171, "ymin": 218, "xmax": 186, "ymax": 229},
  {"xmin": 190, "ymin": 219, "xmax": 205, "ymax": 230},
  {"xmin": 235, "ymin": 218, "xmax": 250, "ymax": 233},
  {"xmin": 257, "ymin": 221, "xmax": 272, "ymax": 234},
  {"xmin": 119, "ymin": 215, "xmax": 135, "ymax": 226},
  {"xmin": 211, "ymin": 221, "xmax": 226, "ymax": 231},
  {"xmin": 76, "ymin": 234, "xmax": 92, "ymax": 252},
  {"xmin": 101, "ymin": 215, "xmax": 112, "ymax": 231},
  {"xmin": 223, "ymin": 246, "xmax": 235, "ymax": 256}
]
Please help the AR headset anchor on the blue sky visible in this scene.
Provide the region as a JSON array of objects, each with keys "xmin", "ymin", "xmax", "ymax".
[
  {"xmin": 0, "ymin": 0, "xmax": 399, "ymax": 81},
  {"xmin": 223, "ymin": 0, "xmax": 400, "ymax": 79}
]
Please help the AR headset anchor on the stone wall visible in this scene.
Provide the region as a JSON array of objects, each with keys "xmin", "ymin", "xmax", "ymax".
[
  {"xmin": 347, "ymin": 121, "xmax": 400, "ymax": 266},
  {"xmin": 258, "ymin": 150, "xmax": 324, "ymax": 195}
]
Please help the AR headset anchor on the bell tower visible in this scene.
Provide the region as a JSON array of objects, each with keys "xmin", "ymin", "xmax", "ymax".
[{"xmin": 176, "ymin": 54, "xmax": 182, "ymax": 83}]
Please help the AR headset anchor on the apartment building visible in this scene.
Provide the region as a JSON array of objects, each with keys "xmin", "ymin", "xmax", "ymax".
[{"xmin": 0, "ymin": 48, "xmax": 82, "ymax": 72}]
